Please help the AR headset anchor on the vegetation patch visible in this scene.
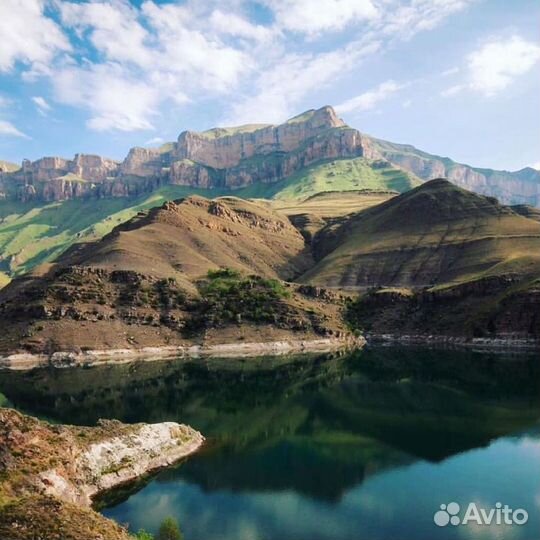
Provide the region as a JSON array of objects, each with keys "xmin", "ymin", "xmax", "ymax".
[{"xmin": 187, "ymin": 269, "xmax": 291, "ymax": 331}]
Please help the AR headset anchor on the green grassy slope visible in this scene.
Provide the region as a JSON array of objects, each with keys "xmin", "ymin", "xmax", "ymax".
[
  {"xmin": 235, "ymin": 157, "xmax": 420, "ymax": 200},
  {"xmin": 0, "ymin": 160, "xmax": 20, "ymax": 172},
  {"xmin": 0, "ymin": 185, "xmax": 227, "ymax": 276},
  {"xmin": 0, "ymin": 156, "xmax": 419, "ymax": 277},
  {"xmin": 0, "ymin": 272, "xmax": 10, "ymax": 289}
]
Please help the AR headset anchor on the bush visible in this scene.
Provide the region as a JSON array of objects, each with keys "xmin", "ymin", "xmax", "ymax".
[
  {"xmin": 207, "ymin": 267, "xmax": 241, "ymax": 280},
  {"xmin": 156, "ymin": 516, "xmax": 182, "ymax": 540}
]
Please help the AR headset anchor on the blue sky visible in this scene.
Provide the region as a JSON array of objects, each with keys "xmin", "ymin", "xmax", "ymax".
[{"xmin": 0, "ymin": 0, "xmax": 539, "ymax": 171}]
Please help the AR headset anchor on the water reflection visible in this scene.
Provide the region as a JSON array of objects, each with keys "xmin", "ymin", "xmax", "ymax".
[{"xmin": 0, "ymin": 347, "xmax": 538, "ymax": 539}]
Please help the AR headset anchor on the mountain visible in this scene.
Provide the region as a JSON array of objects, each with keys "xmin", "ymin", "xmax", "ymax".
[
  {"xmin": 300, "ymin": 180, "xmax": 540, "ymax": 340},
  {"xmin": 0, "ymin": 184, "xmax": 394, "ymax": 279},
  {"xmin": 1, "ymin": 106, "xmax": 412, "ymax": 203},
  {"xmin": 2, "ymin": 105, "xmax": 537, "ymax": 208},
  {"xmin": 303, "ymin": 178, "xmax": 540, "ymax": 288},
  {"xmin": 1, "ymin": 105, "xmax": 538, "ymax": 281},
  {"xmin": 372, "ymin": 138, "xmax": 540, "ymax": 207},
  {"xmin": 0, "ymin": 196, "xmax": 353, "ymax": 355},
  {"xmin": 1, "ymin": 180, "xmax": 539, "ymax": 352}
]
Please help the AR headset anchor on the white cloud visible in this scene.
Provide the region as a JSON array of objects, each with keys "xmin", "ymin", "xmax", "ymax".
[
  {"xmin": 0, "ymin": 0, "xmax": 70, "ymax": 72},
  {"xmin": 379, "ymin": 0, "xmax": 477, "ymax": 41},
  {"xmin": 335, "ymin": 80, "xmax": 405, "ymax": 114},
  {"xmin": 141, "ymin": 1, "xmax": 251, "ymax": 93},
  {"xmin": 264, "ymin": 0, "xmax": 378, "ymax": 35},
  {"xmin": 532, "ymin": 162, "xmax": 540, "ymax": 171},
  {"xmin": 0, "ymin": 120, "xmax": 29, "ymax": 138},
  {"xmin": 53, "ymin": 63, "xmax": 160, "ymax": 132},
  {"xmin": 1, "ymin": 0, "xmax": 479, "ymax": 133},
  {"xmin": 468, "ymin": 35, "xmax": 540, "ymax": 96},
  {"xmin": 442, "ymin": 67, "xmax": 460, "ymax": 77},
  {"xmin": 402, "ymin": 99, "xmax": 412, "ymax": 108},
  {"xmin": 51, "ymin": 0, "xmax": 251, "ymax": 131},
  {"xmin": 440, "ymin": 84, "xmax": 465, "ymax": 97},
  {"xmin": 227, "ymin": 0, "xmax": 474, "ymax": 124},
  {"xmin": 209, "ymin": 10, "xmax": 274, "ymax": 42},
  {"xmin": 59, "ymin": 1, "xmax": 152, "ymax": 68},
  {"xmin": 32, "ymin": 95, "xmax": 51, "ymax": 115},
  {"xmin": 226, "ymin": 40, "xmax": 381, "ymax": 124}
]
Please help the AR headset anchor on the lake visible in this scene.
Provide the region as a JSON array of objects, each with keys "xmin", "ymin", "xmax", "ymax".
[{"xmin": 0, "ymin": 347, "xmax": 538, "ymax": 540}]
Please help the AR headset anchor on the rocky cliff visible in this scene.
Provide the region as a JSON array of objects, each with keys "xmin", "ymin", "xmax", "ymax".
[
  {"xmin": 0, "ymin": 107, "xmax": 374, "ymax": 201},
  {"xmin": 1, "ymin": 105, "xmax": 538, "ymax": 205},
  {"xmin": 372, "ymin": 138, "xmax": 540, "ymax": 207}
]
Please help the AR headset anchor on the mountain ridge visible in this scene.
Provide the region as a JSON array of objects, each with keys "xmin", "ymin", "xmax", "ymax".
[
  {"xmin": 0, "ymin": 179, "xmax": 539, "ymax": 353},
  {"xmin": 1, "ymin": 105, "xmax": 538, "ymax": 206}
]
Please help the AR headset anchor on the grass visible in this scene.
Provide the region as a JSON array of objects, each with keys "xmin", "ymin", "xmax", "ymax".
[
  {"xmin": 235, "ymin": 157, "xmax": 419, "ymax": 201},
  {"xmin": 0, "ymin": 185, "xmax": 227, "ymax": 276},
  {"xmin": 286, "ymin": 109, "xmax": 318, "ymax": 124},
  {"xmin": 301, "ymin": 179, "xmax": 540, "ymax": 288},
  {"xmin": 0, "ymin": 160, "xmax": 20, "ymax": 172},
  {"xmin": 199, "ymin": 124, "xmax": 271, "ymax": 139},
  {"xmin": 0, "ymin": 154, "xmax": 418, "ymax": 277}
]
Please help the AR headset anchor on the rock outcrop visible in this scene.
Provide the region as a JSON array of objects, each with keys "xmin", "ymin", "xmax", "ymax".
[
  {"xmin": 38, "ymin": 421, "xmax": 204, "ymax": 507},
  {"xmin": 346, "ymin": 276, "xmax": 540, "ymax": 345},
  {"xmin": 0, "ymin": 408, "xmax": 203, "ymax": 539}
]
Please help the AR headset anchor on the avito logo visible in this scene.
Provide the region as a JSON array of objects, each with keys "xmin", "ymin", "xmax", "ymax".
[{"xmin": 434, "ymin": 502, "xmax": 528, "ymax": 527}]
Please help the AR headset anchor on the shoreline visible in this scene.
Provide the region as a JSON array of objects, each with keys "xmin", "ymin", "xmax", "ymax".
[
  {"xmin": 1, "ymin": 331, "xmax": 537, "ymax": 372},
  {"xmin": 365, "ymin": 333, "xmax": 540, "ymax": 352},
  {"xmin": 0, "ymin": 336, "xmax": 364, "ymax": 371},
  {"xmin": 0, "ymin": 408, "xmax": 205, "ymax": 539},
  {"xmin": 38, "ymin": 421, "xmax": 205, "ymax": 508}
]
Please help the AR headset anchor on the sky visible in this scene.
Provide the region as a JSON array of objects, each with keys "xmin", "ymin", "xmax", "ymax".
[{"xmin": 0, "ymin": 0, "xmax": 539, "ymax": 171}]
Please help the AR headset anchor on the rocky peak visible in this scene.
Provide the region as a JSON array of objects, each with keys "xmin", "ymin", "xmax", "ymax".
[
  {"xmin": 286, "ymin": 105, "xmax": 345, "ymax": 129},
  {"xmin": 172, "ymin": 106, "xmax": 353, "ymax": 170},
  {"xmin": 120, "ymin": 146, "xmax": 164, "ymax": 177}
]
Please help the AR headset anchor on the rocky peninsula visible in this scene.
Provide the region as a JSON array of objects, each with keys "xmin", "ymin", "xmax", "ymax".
[{"xmin": 0, "ymin": 408, "xmax": 204, "ymax": 539}]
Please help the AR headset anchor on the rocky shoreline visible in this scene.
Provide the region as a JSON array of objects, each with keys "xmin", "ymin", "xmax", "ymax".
[
  {"xmin": 366, "ymin": 333, "xmax": 540, "ymax": 351},
  {"xmin": 39, "ymin": 421, "xmax": 204, "ymax": 507},
  {"xmin": 0, "ymin": 336, "xmax": 364, "ymax": 371},
  {"xmin": 0, "ymin": 409, "xmax": 204, "ymax": 539}
]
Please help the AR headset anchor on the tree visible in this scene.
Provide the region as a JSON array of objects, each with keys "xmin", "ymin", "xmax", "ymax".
[{"xmin": 156, "ymin": 517, "xmax": 182, "ymax": 540}]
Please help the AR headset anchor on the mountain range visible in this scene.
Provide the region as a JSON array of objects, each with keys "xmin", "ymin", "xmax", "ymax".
[
  {"xmin": 1, "ymin": 106, "xmax": 539, "ymax": 281},
  {"xmin": 1, "ymin": 106, "xmax": 538, "ymax": 207},
  {"xmin": 0, "ymin": 106, "xmax": 539, "ymax": 351},
  {"xmin": 0, "ymin": 178, "xmax": 539, "ymax": 356}
]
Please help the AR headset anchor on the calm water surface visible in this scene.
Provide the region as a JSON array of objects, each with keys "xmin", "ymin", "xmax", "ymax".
[{"xmin": 0, "ymin": 347, "xmax": 539, "ymax": 540}]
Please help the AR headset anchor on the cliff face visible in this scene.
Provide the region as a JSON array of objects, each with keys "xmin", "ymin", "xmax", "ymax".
[
  {"xmin": 0, "ymin": 106, "xmax": 374, "ymax": 201},
  {"xmin": 0, "ymin": 154, "xmax": 124, "ymax": 202},
  {"xmin": 1, "ymin": 105, "xmax": 538, "ymax": 205},
  {"xmin": 172, "ymin": 106, "xmax": 347, "ymax": 168},
  {"xmin": 372, "ymin": 139, "xmax": 540, "ymax": 207},
  {"xmin": 120, "ymin": 146, "xmax": 166, "ymax": 177},
  {"xmin": 170, "ymin": 126, "xmax": 374, "ymax": 188}
]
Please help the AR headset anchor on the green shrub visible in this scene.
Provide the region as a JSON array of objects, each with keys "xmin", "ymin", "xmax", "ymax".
[
  {"xmin": 207, "ymin": 267, "xmax": 241, "ymax": 280},
  {"xmin": 156, "ymin": 516, "xmax": 182, "ymax": 540},
  {"xmin": 186, "ymin": 270, "xmax": 291, "ymax": 331}
]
